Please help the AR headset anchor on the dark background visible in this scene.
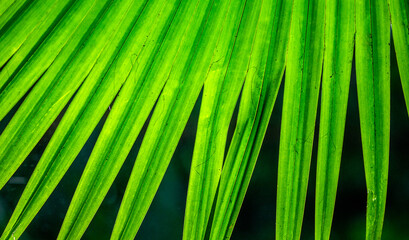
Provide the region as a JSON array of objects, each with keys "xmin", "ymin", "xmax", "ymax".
[{"xmin": 0, "ymin": 41, "xmax": 408, "ymax": 239}]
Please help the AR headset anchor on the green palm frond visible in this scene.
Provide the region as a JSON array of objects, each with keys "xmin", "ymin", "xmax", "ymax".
[
  {"xmin": 390, "ymin": 0, "xmax": 409, "ymax": 116},
  {"xmin": 356, "ymin": 0, "xmax": 390, "ymax": 239},
  {"xmin": 276, "ymin": 0, "xmax": 325, "ymax": 239},
  {"xmin": 209, "ymin": 0, "xmax": 292, "ymax": 239},
  {"xmin": 315, "ymin": 0, "xmax": 355, "ymax": 239},
  {"xmin": 0, "ymin": 0, "xmax": 407, "ymax": 239}
]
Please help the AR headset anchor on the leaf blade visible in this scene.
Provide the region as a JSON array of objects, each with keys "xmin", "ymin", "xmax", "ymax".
[
  {"xmin": 315, "ymin": 0, "xmax": 355, "ymax": 239},
  {"xmin": 0, "ymin": 0, "xmax": 100, "ymax": 120},
  {"xmin": 53, "ymin": 0, "xmax": 219, "ymax": 238},
  {"xmin": 110, "ymin": 1, "xmax": 246, "ymax": 239},
  {"xmin": 183, "ymin": 0, "xmax": 264, "ymax": 239},
  {"xmin": 390, "ymin": 0, "xmax": 409, "ymax": 116},
  {"xmin": 0, "ymin": 0, "xmax": 170, "ymax": 238},
  {"xmin": 275, "ymin": 0, "xmax": 325, "ymax": 239},
  {"xmin": 0, "ymin": 0, "xmax": 116, "ymax": 189},
  {"xmin": 209, "ymin": 0, "xmax": 293, "ymax": 238},
  {"xmin": 356, "ymin": 0, "xmax": 390, "ymax": 239}
]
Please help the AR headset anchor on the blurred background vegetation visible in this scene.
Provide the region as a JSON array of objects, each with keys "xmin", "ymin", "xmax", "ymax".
[{"xmin": 0, "ymin": 38, "xmax": 408, "ymax": 240}]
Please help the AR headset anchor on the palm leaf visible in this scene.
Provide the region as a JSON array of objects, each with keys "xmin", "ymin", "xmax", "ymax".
[
  {"xmin": 183, "ymin": 1, "xmax": 266, "ymax": 239},
  {"xmin": 0, "ymin": 0, "xmax": 126, "ymax": 189},
  {"xmin": 275, "ymin": 0, "xmax": 325, "ymax": 239},
  {"xmin": 0, "ymin": 0, "xmax": 31, "ymax": 30},
  {"xmin": 0, "ymin": 0, "xmax": 404, "ymax": 239},
  {"xmin": 390, "ymin": 0, "xmax": 409, "ymax": 116},
  {"xmin": 0, "ymin": 0, "xmax": 105, "ymax": 120},
  {"xmin": 356, "ymin": 0, "xmax": 390, "ymax": 239},
  {"xmin": 356, "ymin": 1, "xmax": 390, "ymax": 239},
  {"xmin": 315, "ymin": 0, "xmax": 355, "ymax": 239},
  {"xmin": 0, "ymin": 0, "xmax": 73, "ymax": 71},
  {"xmin": 0, "ymin": 0, "xmax": 172, "ymax": 238},
  {"xmin": 209, "ymin": 0, "xmax": 293, "ymax": 239},
  {"xmin": 56, "ymin": 0, "xmax": 210, "ymax": 238},
  {"xmin": 110, "ymin": 0, "xmax": 246, "ymax": 238}
]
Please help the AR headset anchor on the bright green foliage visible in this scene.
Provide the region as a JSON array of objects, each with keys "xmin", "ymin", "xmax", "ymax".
[
  {"xmin": 1, "ymin": 0, "xmax": 176, "ymax": 239},
  {"xmin": 275, "ymin": 0, "xmax": 325, "ymax": 239},
  {"xmin": 315, "ymin": 1, "xmax": 355, "ymax": 240},
  {"xmin": 0, "ymin": 0, "xmax": 121, "ymax": 190},
  {"xmin": 57, "ymin": 0, "xmax": 213, "ymax": 238},
  {"xmin": 390, "ymin": 0, "xmax": 409, "ymax": 116},
  {"xmin": 0, "ymin": 0, "xmax": 403, "ymax": 239},
  {"xmin": 0, "ymin": 0, "xmax": 103, "ymax": 120},
  {"xmin": 0, "ymin": 0, "xmax": 72, "ymax": 70},
  {"xmin": 183, "ymin": 1, "xmax": 269, "ymax": 239},
  {"xmin": 356, "ymin": 0, "xmax": 390, "ymax": 239},
  {"xmin": 0, "ymin": 0, "xmax": 29, "ymax": 29},
  {"xmin": 111, "ymin": 0, "xmax": 239, "ymax": 238},
  {"xmin": 209, "ymin": 0, "xmax": 292, "ymax": 239}
]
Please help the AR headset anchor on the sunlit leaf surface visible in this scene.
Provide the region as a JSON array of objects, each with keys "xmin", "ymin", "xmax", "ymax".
[
  {"xmin": 356, "ymin": 0, "xmax": 390, "ymax": 239},
  {"xmin": 0, "ymin": 0, "xmax": 402, "ymax": 239}
]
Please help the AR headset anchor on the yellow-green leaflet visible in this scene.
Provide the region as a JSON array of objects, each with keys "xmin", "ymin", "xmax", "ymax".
[
  {"xmin": 110, "ymin": 0, "xmax": 243, "ymax": 238},
  {"xmin": 209, "ymin": 0, "xmax": 293, "ymax": 239},
  {"xmin": 53, "ymin": 0, "xmax": 188, "ymax": 238},
  {"xmin": 356, "ymin": 0, "xmax": 390, "ymax": 239},
  {"xmin": 0, "ymin": 0, "xmax": 73, "ymax": 69},
  {"xmin": 0, "ymin": 0, "xmax": 29, "ymax": 30},
  {"xmin": 183, "ymin": 0, "xmax": 264, "ymax": 239},
  {"xmin": 390, "ymin": 0, "xmax": 409, "ymax": 116},
  {"xmin": 54, "ymin": 0, "xmax": 234, "ymax": 238},
  {"xmin": 315, "ymin": 0, "xmax": 355, "ymax": 239},
  {"xmin": 276, "ymin": 0, "xmax": 325, "ymax": 239},
  {"xmin": 0, "ymin": 0, "xmax": 95, "ymax": 120},
  {"xmin": 0, "ymin": 0, "xmax": 405, "ymax": 239},
  {"xmin": 0, "ymin": 0, "xmax": 115, "ymax": 190},
  {"xmin": 0, "ymin": 0, "xmax": 174, "ymax": 239}
]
